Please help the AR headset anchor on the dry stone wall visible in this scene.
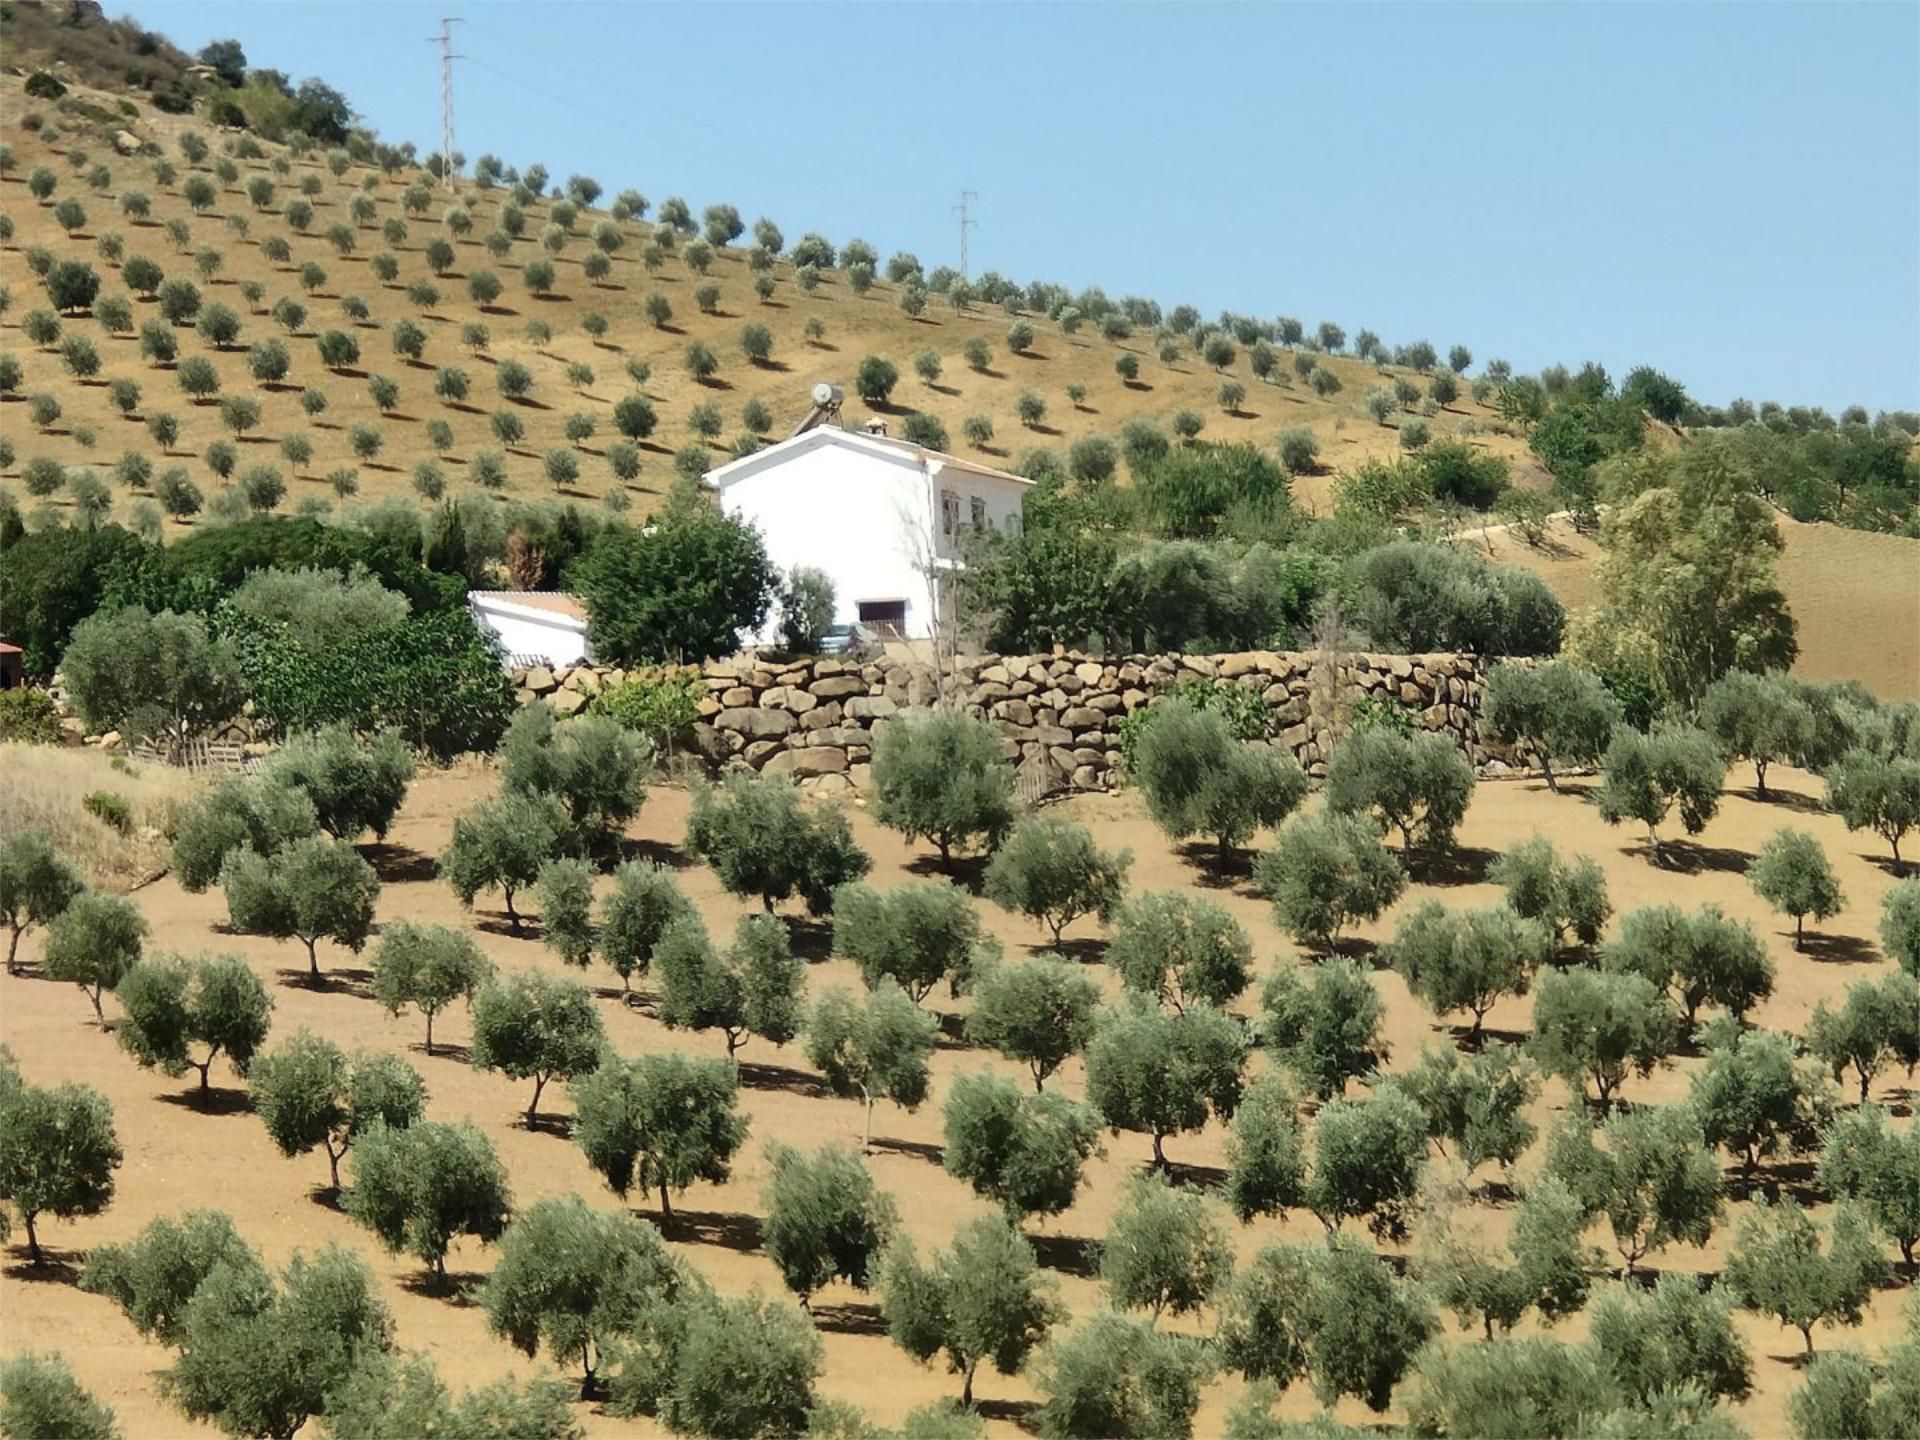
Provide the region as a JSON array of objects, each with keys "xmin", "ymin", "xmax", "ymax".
[{"xmin": 511, "ymin": 649, "xmax": 1518, "ymax": 795}]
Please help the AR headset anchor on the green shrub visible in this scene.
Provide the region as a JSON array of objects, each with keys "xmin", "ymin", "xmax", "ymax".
[
  {"xmin": 869, "ymin": 707, "xmax": 1017, "ymax": 869},
  {"xmin": 1255, "ymin": 812, "xmax": 1405, "ymax": 952},
  {"xmin": 1325, "ymin": 726, "xmax": 1475, "ymax": 859},
  {"xmin": 0, "ymin": 689, "xmax": 63, "ymax": 744},
  {"xmin": 1128, "ymin": 698, "xmax": 1307, "ymax": 864},
  {"xmin": 983, "ymin": 817, "xmax": 1130, "ymax": 944},
  {"xmin": 592, "ymin": 667, "xmax": 703, "ymax": 754},
  {"xmin": 81, "ymin": 790, "xmax": 132, "ymax": 835}
]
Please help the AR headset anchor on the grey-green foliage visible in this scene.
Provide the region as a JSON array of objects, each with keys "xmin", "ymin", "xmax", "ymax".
[
  {"xmin": 1603, "ymin": 904, "xmax": 1774, "ymax": 1027},
  {"xmin": 439, "ymin": 788, "xmax": 572, "ymax": 932},
  {"xmin": 1747, "ymin": 827, "xmax": 1843, "ymax": 949},
  {"xmin": 1027, "ymin": 1311, "xmax": 1210, "ymax": 1440},
  {"xmin": 344, "ymin": 1119, "xmax": 511, "ymax": 1281},
  {"xmin": 1386, "ymin": 1043, "xmax": 1539, "ymax": 1172},
  {"xmin": 482, "ymin": 1194, "xmax": 680, "ymax": 1393},
  {"xmin": 1417, "ymin": 1177, "xmax": 1596, "ymax": 1339},
  {"xmin": 1700, "ymin": 669, "xmax": 1814, "ymax": 799},
  {"xmin": 1788, "ymin": 1345, "xmax": 1912, "ymax": 1440},
  {"xmin": 1105, "ymin": 891, "xmax": 1254, "ymax": 1012},
  {"xmin": 877, "ymin": 1211, "xmax": 1061, "ymax": 1408},
  {"xmin": 778, "ymin": 565, "xmax": 834, "ymax": 652},
  {"xmin": 804, "ymin": 980, "xmax": 937, "ymax": 1149},
  {"xmin": 317, "ymin": 1350, "xmax": 579, "ymax": 1440},
  {"xmin": 1255, "ymin": 812, "xmax": 1406, "ymax": 952},
  {"xmin": 940, "ymin": 1072, "xmax": 1101, "ymax": 1221},
  {"xmin": 597, "ymin": 861, "xmax": 693, "ymax": 993},
  {"xmin": 1083, "ymin": 998, "xmax": 1246, "ymax": 1169},
  {"xmin": 1490, "ymin": 837, "xmax": 1611, "ymax": 948},
  {"xmin": 114, "ymin": 952, "xmax": 271, "ymax": 1101},
  {"xmin": 60, "ymin": 605, "xmax": 244, "ymax": 743},
  {"xmin": 1818, "ymin": 1105, "xmax": 1920, "ymax": 1266},
  {"xmin": 249, "ymin": 1030, "xmax": 425, "ymax": 1190},
  {"xmin": 1260, "ymin": 960, "xmax": 1385, "ymax": 1101},
  {"xmin": 612, "ymin": 1283, "xmax": 823, "ymax": 1440},
  {"xmin": 1545, "ymin": 1105, "xmax": 1723, "ymax": 1273},
  {"xmin": 655, "ymin": 912, "xmax": 805, "ymax": 1058},
  {"xmin": 260, "ymin": 722, "xmax": 414, "ymax": 841},
  {"xmin": 468, "ymin": 970, "xmax": 606, "ymax": 1126},
  {"xmin": 1805, "ymin": 971, "xmax": 1920, "ymax": 1105},
  {"xmin": 1483, "ymin": 660, "xmax": 1621, "ymax": 790},
  {"xmin": 832, "ymin": 880, "xmax": 998, "ymax": 1003},
  {"xmin": 1217, "ymin": 1237, "xmax": 1434, "ymax": 1412},
  {"xmin": 0, "ymin": 1065, "xmax": 121, "ymax": 1264},
  {"xmin": 0, "ymin": 829, "xmax": 85, "ymax": 973},
  {"xmin": 230, "ymin": 566, "xmax": 409, "ymax": 652},
  {"xmin": 963, "ymin": 955, "xmax": 1100, "ymax": 1091},
  {"xmin": 41, "ymin": 891, "xmax": 147, "ymax": 1022},
  {"xmin": 1531, "ymin": 966, "xmax": 1678, "ymax": 1106},
  {"xmin": 869, "ymin": 708, "xmax": 1017, "ymax": 869},
  {"xmin": 1100, "ymin": 1173, "xmax": 1232, "ymax": 1321},
  {"xmin": 685, "ymin": 772, "xmax": 870, "ymax": 915},
  {"xmin": 983, "ymin": 817, "xmax": 1130, "ymax": 944},
  {"xmin": 535, "ymin": 857, "xmax": 596, "ymax": 967},
  {"xmin": 501, "ymin": 702, "xmax": 649, "ymax": 850},
  {"xmin": 1596, "ymin": 725, "xmax": 1727, "ymax": 863},
  {"xmin": 1881, "ymin": 879, "xmax": 1920, "ymax": 978},
  {"xmin": 1305, "ymin": 1088, "xmax": 1427, "ymax": 1241},
  {"xmin": 1129, "ymin": 700, "xmax": 1308, "ymax": 862},
  {"xmin": 81, "ymin": 1210, "xmax": 264, "ymax": 1346},
  {"xmin": 1827, "ymin": 749, "xmax": 1920, "ymax": 865},
  {"xmin": 1688, "ymin": 1020, "xmax": 1830, "ymax": 1178},
  {"xmin": 161, "ymin": 1243, "xmax": 392, "ymax": 1440},
  {"xmin": 1397, "ymin": 1336, "xmax": 1616, "ymax": 1440},
  {"xmin": 220, "ymin": 834, "xmax": 379, "ymax": 977},
  {"xmin": 1722, "ymin": 1197, "xmax": 1888, "ymax": 1356},
  {"xmin": 370, "ymin": 921, "xmax": 492, "ymax": 1055},
  {"xmin": 1384, "ymin": 900, "xmax": 1547, "ymax": 1041},
  {"xmin": 761, "ymin": 1142, "xmax": 896, "ymax": 1301},
  {"xmin": 1587, "ymin": 1274, "xmax": 1753, "ymax": 1407},
  {"xmin": 1324, "ymin": 725, "xmax": 1474, "ymax": 858},
  {"xmin": 570, "ymin": 1051, "xmax": 747, "ymax": 1220},
  {"xmin": 0, "ymin": 1353, "xmax": 120, "ymax": 1440}
]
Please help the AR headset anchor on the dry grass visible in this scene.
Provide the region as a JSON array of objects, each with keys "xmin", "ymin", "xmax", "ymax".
[{"xmin": 0, "ymin": 744, "xmax": 205, "ymax": 889}]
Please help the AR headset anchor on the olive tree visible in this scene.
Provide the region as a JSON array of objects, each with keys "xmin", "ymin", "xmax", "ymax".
[
  {"xmin": 0, "ymin": 1070, "xmax": 121, "ymax": 1264},
  {"xmin": 877, "ymin": 1212, "xmax": 1061, "ymax": 1406},
  {"xmin": 439, "ymin": 789, "xmax": 571, "ymax": 933},
  {"xmin": 170, "ymin": 776, "xmax": 318, "ymax": 893},
  {"xmin": 501, "ymin": 703, "xmax": 650, "ymax": 851},
  {"xmin": 1805, "ymin": 971, "xmax": 1920, "ymax": 1104},
  {"xmin": 597, "ymin": 861, "xmax": 694, "ymax": 994},
  {"xmin": 1530, "ymin": 967, "xmax": 1677, "ymax": 1108},
  {"xmin": 761, "ymin": 1142, "xmax": 895, "ymax": 1305},
  {"xmin": 1688, "ymin": 1022, "xmax": 1831, "ymax": 1181},
  {"xmin": 1700, "ymin": 670, "xmax": 1815, "ymax": 800},
  {"xmin": 1325, "ymin": 725, "xmax": 1475, "ymax": 859},
  {"xmin": 833, "ymin": 880, "xmax": 997, "ymax": 1004},
  {"xmin": 113, "ymin": 952, "xmax": 272, "ymax": 1102},
  {"xmin": 571, "ymin": 1052, "xmax": 747, "ymax": 1221},
  {"xmin": 1544, "ymin": 1104, "xmax": 1722, "ymax": 1274},
  {"xmin": 1882, "ymin": 879, "xmax": 1920, "ymax": 977},
  {"xmin": 1723, "ymin": 1197, "xmax": 1888, "ymax": 1357},
  {"xmin": 1083, "ymin": 999, "xmax": 1246, "ymax": 1169},
  {"xmin": 804, "ymin": 981, "xmax": 937, "ymax": 1152},
  {"xmin": 870, "ymin": 708, "xmax": 1017, "ymax": 869},
  {"xmin": 250, "ymin": 1030, "xmax": 425, "ymax": 1190},
  {"xmin": 0, "ymin": 1354, "xmax": 118, "ymax": 1440},
  {"xmin": 345, "ymin": 1119, "xmax": 510, "ymax": 1284},
  {"xmin": 263, "ymin": 724, "xmax": 414, "ymax": 842},
  {"xmin": 370, "ymin": 921, "xmax": 493, "ymax": 1054},
  {"xmin": 1255, "ymin": 812, "xmax": 1405, "ymax": 953},
  {"xmin": 1747, "ymin": 827, "xmax": 1844, "ymax": 950},
  {"xmin": 685, "ymin": 773, "xmax": 870, "ymax": 914},
  {"xmin": 468, "ymin": 970, "xmax": 606, "ymax": 1127},
  {"xmin": 1384, "ymin": 901, "xmax": 1548, "ymax": 1043},
  {"xmin": 982, "ymin": 817, "xmax": 1130, "ymax": 944},
  {"xmin": 1603, "ymin": 903, "xmax": 1775, "ymax": 1026},
  {"xmin": 655, "ymin": 912, "xmax": 805, "ymax": 1058},
  {"xmin": 1101, "ymin": 1173, "xmax": 1232, "ymax": 1322},
  {"xmin": 1489, "ymin": 837, "xmax": 1611, "ymax": 950},
  {"xmin": 0, "ymin": 830, "xmax": 84, "ymax": 976},
  {"xmin": 1304, "ymin": 1089, "xmax": 1427, "ymax": 1241},
  {"xmin": 60, "ymin": 605, "xmax": 243, "ymax": 745},
  {"xmin": 1585, "ymin": 1273, "xmax": 1752, "ymax": 1406},
  {"xmin": 1027, "ymin": 1312, "xmax": 1208, "ymax": 1440},
  {"xmin": 1483, "ymin": 661, "xmax": 1620, "ymax": 791},
  {"xmin": 1415, "ymin": 1177, "xmax": 1594, "ymax": 1339},
  {"xmin": 41, "ymin": 892, "xmax": 147, "ymax": 1023},
  {"xmin": 1818, "ymin": 1104, "xmax": 1920, "ymax": 1266},
  {"xmin": 1129, "ymin": 700, "xmax": 1308, "ymax": 865},
  {"xmin": 964, "ymin": 955, "xmax": 1100, "ymax": 1091},
  {"xmin": 941, "ymin": 1073, "xmax": 1101, "ymax": 1222},
  {"xmin": 220, "ymin": 834, "xmax": 379, "ymax": 979},
  {"xmin": 1261, "ymin": 960, "xmax": 1386, "ymax": 1101},
  {"xmin": 1105, "ymin": 891, "xmax": 1253, "ymax": 1012},
  {"xmin": 1826, "ymin": 751, "xmax": 1920, "ymax": 865},
  {"xmin": 1596, "ymin": 724, "xmax": 1726, "ymax": 864}
]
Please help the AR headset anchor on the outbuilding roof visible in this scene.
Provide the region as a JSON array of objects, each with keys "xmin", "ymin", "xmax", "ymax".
[{"xmin": 703, "ymin": 424, "xmax": 1034, "ymax": 491}]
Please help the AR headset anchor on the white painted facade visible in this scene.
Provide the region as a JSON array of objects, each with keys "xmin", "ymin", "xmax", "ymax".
[
  {"xmin": 468, "ymin": 591, "xmax": 592, "ymax": 668},
  {"xmin": 704, "ymin": 426, "xmax": 1031, "ymax": 642}
]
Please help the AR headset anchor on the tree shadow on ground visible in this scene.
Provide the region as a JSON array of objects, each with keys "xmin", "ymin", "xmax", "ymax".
[
  {"xmin": 787, "ymin": 917, "xmax": 833, "ymax": 964},
  {"xmin": 869, "ymin": 1134, "xmax": 945, "ymax": 1166},
  {"xmin": 1745, "ymin": 787, "xmax": 1827, "ymax": 815},
  {"xmin": 400, "ymin": 1270, "xmax": 486, "ymax": 1307},
  {"xmin": 1645, "ymin": 840, "xmax": 1752, "ymax": 876},
  {"xmin": 523, "ymin": 1110, "xmax": 573, "ymax": 1139},
  {"xmin": 736, "ymin": 1060, "xmax": 828, "ymax": 1099},
  {"xmin": 1160, "ymin": 1158, "xmax": 1227, "ymax": 1191},
  {"xmin": 4, "ymin": 1246, "xmax": 82, "ymax": 1287},
  {"xmin": 812, "ymin": 1301, "xmax": 887, "ymax": 1336},
  {"xmin": 410, "ymin": 1040, "xmax": 473, "ymax": 1064},
  {"xmin": 1177, "ymin": 843, "xmax": 1254, "ymax": 889},
  {"xmin": 274, "ymin": 966, "xmax": 374, "ymax": 1001},
  {"xmin": 1797, "ymin": 931, "xmax": 1880, "ymax": 965},
  {"xmin": 975, "ymin": 1399, "xmax": 1037, "ymax": 1430},
  {"xmin": 906, "ymin": 853, "xmax": 989, "ymax": 894},
  {"xmin": 157, "ymin": 1086, "xmax": 253, "ymax": 1117},
  {"xmin": 1029, "ymin": 1233, "xmax": 1101, "ymax": 1279},
  {"xmin": 1411, "ymin": 845, "xmax": 1498, "ymax": 887},
  {"xmin": 1028, "ymin": 937, "xmax": 1106, "ymax": 966},
  {"xmin": 307, "ymin": 1183, "xmax": 346, "ymax": 1213},
  {"xmin": 665, "ymin": 1207, "xmax": 763, "ymax": 1253},
  {"xmin": 1862, "ymin": 853, "xmax": 1915, "ymax": 880}
]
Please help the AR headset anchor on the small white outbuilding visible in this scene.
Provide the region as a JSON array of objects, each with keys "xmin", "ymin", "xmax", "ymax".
[
  {"xmin": 468, "ymin": 590, "xmax": 592, "ymax": 668},
  {"xmin": 703, "ymin": 419, "xmax": 1031, "ymax": 643}
]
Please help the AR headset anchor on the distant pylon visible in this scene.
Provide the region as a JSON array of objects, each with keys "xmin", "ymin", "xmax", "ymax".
[
  {"xmin": 428, "ymin": 17, "xmax": 464, "ymax": 189},
  {"xmin": 953, "ymin": 189, "xmax": 978, "ymax": 282}
]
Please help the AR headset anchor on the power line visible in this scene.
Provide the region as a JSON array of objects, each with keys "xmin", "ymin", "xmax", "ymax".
[
  {"xmin": 426, "ymin": 17, "xmax": 464, "ymax": 190},
  {"xmin": 952, "ymin": 189, "xmax": 977, "ymax": 282}
]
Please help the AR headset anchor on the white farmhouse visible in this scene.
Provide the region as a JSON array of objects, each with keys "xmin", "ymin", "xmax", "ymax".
[
  {"xmin": 704, "ymin": 415, "xmax": 1031, "ymax": 643},
  {"xmin": 467, "ymin": 590, "xmax": 592, "ymax": 668}
]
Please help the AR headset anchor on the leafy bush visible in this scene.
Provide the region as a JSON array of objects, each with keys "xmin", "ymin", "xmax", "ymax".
[
  {"xmin": 1340, "ymin": 541, "xmax": 1565, "ymax": 656},
  {"xmin": 685, "ymin": 772, "xmax": 869, "ymax": 914},
  {"xmin": 1128, "ymin": 698, "xmax": 1306, "ymax": 863},
  {"xmin": 941, "ymin": 1073, "xmax": 1100, "ymax": 1219},
  {"xmin": 0, "ymin": 688, "xmax": 62, "ymax": 744},
  {"xmin": 983, "ymin": 817, "xmax": 1130, "ymax": 943},
  {"xmin": 1256, "ymin": 812, "xmax": 1406, "ymax": 952},
  {"xmin": 870, "ymin": 708, "xmax": 1017, "ymax": 868},
  {"xmin": 1482, "ymin": 661, "xmax": 1620, "ymax": 789},
  {"xmin": 1324, "ymin": 726, "xmax": 1475, "ymax": 858},
  {"xmin": 592, "ymin": 668, "xmax": 702, "ymax": 754}
]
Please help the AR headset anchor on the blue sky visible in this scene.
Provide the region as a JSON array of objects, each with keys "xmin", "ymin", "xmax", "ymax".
[{"xmin": 122, "ymin": 1, "xmax": 1919, "ymax": 413}]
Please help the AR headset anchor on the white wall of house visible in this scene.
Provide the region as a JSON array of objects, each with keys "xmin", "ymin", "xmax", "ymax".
[
  {"xmin": 468, "ymin": 593, "xmax": 592, "ymax": 667},
  {"xmin": 707, "ymin": 428, "xmax": 1028, "ymax": 643}
]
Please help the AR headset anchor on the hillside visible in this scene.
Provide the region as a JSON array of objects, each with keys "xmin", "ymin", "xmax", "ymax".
[{"xmin": 0, "ymin": 70, "xmax": 1543, "ymax": 536}]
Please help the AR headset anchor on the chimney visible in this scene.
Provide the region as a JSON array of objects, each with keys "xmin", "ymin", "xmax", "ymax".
[{"xmin": 864, "ymin": 417, "xmax": 888, "ymax": 438}]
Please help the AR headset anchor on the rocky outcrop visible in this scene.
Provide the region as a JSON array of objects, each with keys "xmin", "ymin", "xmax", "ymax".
[{"xmin": 508, "ymin": 650, "xmax": 1523, "ymax": 795}]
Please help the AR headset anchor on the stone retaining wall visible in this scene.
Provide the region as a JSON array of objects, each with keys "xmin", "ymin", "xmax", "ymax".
[{"xmin": 512, "ymin": 649, "xmax": 1517, "ymax": 795}]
